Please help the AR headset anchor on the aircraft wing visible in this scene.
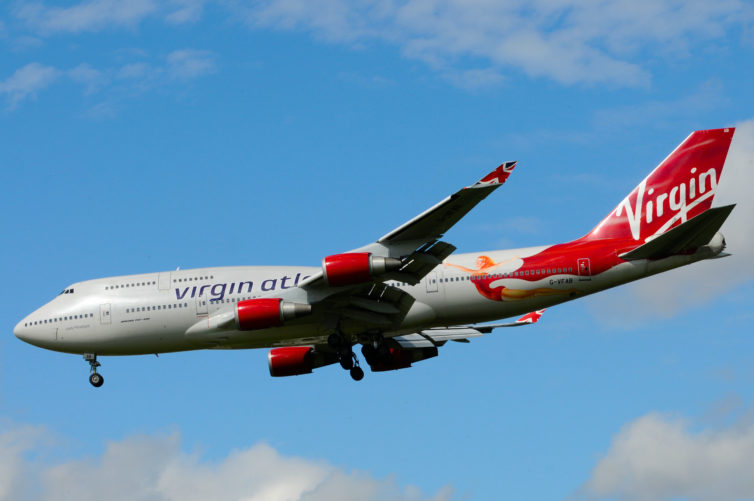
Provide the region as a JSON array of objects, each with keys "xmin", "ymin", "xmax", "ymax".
[
  {"xmin": 191, "ymin": 162, "xmax": 518, "ymax": 341},
  {"xmin": 375, "ymin": 161, "xmax": 518, "ymax": 245},
  {"xmin": 266, "ymin": 161, "xmax": 519, "ymax": 332},
  {"xmin": 261, "ymin": 309, "xmax": 545, "ymax": 377},
  {"xmin": 296, "ymin": 161, "xmax": 517, "ymax": 293},
  {"xmin": 392, "ymin": 309, "xmax": 546, "ymax": 348}
]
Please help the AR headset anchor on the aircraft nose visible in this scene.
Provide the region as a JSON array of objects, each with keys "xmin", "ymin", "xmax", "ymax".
[
  {"xmin": 14, "ymin": 318, "xmax": 56, "ymax": 348},
  {"xmin": 14, "ymin": 319, "xmax": 29, "ymax": 341}
]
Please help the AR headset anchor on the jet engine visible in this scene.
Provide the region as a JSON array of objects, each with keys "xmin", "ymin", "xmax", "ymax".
[
  {"xmin": 236, "ymin": 298, "xmax": 312, "ymax": 331},
  {"xmin": 362, "ymin": 345, "xmax": 438, "ymax": 372},
  {"xmin": 267, "ymin": 346, "xmax": 338, "ymax": 377},
  {"xmin": 322, "ymin": 252, "xmax": 402, "ymax": 286}
]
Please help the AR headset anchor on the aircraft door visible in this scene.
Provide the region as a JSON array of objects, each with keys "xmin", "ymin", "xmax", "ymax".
[
  {"xmin": 100, "ymin": 303, "xmax": 112, "ymax": 324},
  {"xmin": 426, "ymin": 270, "xmax": 439, "ymax": 293},
  {"xmin": 577, "ymin": 258, "xmax": 591, "ymax": 281},
  {"xmin": 196, "ymin": 294, "xmax": 208, "ymax": 316},
  {"xmin": 158, "ymin": 272, "xmax": 171, "ymax": 291}
]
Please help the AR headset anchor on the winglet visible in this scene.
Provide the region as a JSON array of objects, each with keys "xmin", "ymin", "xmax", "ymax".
[
  {"xmin": 471, "ymin": 161, "xmax": 517, "ymax": 188},
  {"xmin": 471, "ymin": 308, "xmax": 546, "ymax": 332},
  {"xmin": 515, "ymin": 309, "xmax": 545, "ymax": 324}
]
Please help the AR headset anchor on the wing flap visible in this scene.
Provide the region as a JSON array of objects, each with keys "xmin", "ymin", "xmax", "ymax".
[
  {"xmin": 393, "ymin": 333, "xmax": 437, "ymax": 348},
  {"xmin": 383, "ymin": 240, "xmax": 457, "ymax": 285}
]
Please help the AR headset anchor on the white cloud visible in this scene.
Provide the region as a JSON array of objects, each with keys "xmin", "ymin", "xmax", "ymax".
[
  {"xmin": 0, "ymin": 425, "xmax": 453, "ymax": 501},
  {"xmin": 165, "ymin": 0, "xmax": 206, "ymax": 24},
  {"xmin": 16, "ymin": 0, "xmax": 159, "ymax": 34},
  {"xmin": 441, "ymin": 68, "xmax": 504, "ymax": 91},
  {"xmin": 68, "ymin": 63, "xmax": 109, "ymax": 94},
  {"xmin": 588, "ymin": 118, "xmax": 754, "ymax": 326},
  {"xmin": 0, "ymin": 50, "xmax": 216, "ymax": 111},
  {"xmin": 0, "ymin": 62, "xmax": 60, "ymax": 108},
  {"xmin": 240, "ymin": 0, "xmax": 750, "ymax": 88},
  {"xmin": 338, "ymin": 71, "xmax": 396, "ymax": 89},
  {"xmin": 579, "ymin": 412, "xmax": 754, "ymax": 501},
  {"xmin": 116, "ymin": 62, "xmax": 153, "ymax": 80},
  {"xmin": 592, "ymin": 80, "xmax": 729, "ymax": 130},
  {"xmin": 11, "ymin": 0, "xmax": 750, "ymax": 87},
  {"xmin": 16, "ymin": 0, "xmax": 205, "ymax": 33},
  {"xmin": 166, "ymin": 49, "xmax": 217, "ymax": 79}
]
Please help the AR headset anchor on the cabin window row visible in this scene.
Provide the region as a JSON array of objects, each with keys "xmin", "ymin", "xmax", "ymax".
[
  {"xmin": 25, "ymin": 313, "xmax": 94, "ymax": 327},
  {"xmin": 174, "ymin": 276, "xmax": 214, "ymax": 282},
  {"xmin": 106, "ymin": 281, "xmax": 156, "ymax": 290},
  {"xmin": 433, "ymin": 267, "xmax": 576, "ymax": 284},
  {"xmin": 472, "ymin": 267, "xmax": 575, "ymax": 280},
  {"xmin": 211, "ymin": 297, "xmax": 254, "ymax": 303},
  {"xmin": 126, "ymin": 303, "xmax": 189, "ymax": 313}
]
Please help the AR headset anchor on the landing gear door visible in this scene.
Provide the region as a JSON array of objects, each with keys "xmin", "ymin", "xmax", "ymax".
[
  {"xmin": 577, "ymin": 258, "xmax": 591, "ymax": 281},
  {"xmin": 100, "ymin": 303, "xmax": 112, "ymax": 324}
]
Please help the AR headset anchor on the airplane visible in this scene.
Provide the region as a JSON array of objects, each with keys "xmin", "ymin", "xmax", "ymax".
[{"xmin": 14, "ymin": 128, "xmax": 737, "ymax": 387}]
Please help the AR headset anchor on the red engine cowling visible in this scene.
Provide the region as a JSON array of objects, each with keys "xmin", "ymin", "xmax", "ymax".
[
  {"xmin": 268, "ymin": 347, "xmax": 313, "ymax": 377},
  {"xmin": 366, "ymin": 346, "xmax": 439, "ymax": 372},
  {"xmin": 268, "ymin": 346, "xmax": 339, "ymax": 377},
  {"xmin": 322, "ymin": 252, "xmax": 402, "ymax": 286},
  {"xmin": 236, "ymin": 298, "xmax": 312, "ymax": 331}
]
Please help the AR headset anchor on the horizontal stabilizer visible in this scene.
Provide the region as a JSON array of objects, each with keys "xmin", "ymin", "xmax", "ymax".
[{"xmin": 620, "ymin": 204, "xmax": 735, "ymax": 261}]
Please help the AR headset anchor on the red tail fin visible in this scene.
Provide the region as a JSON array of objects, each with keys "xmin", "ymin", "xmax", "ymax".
[{"xmin": 586, "ymin": 128, "xmax": 735, "ymax": 243}]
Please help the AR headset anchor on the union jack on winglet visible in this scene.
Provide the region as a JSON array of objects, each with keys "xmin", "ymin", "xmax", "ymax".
[
  {"xmin": 515, "ymin": 309, "xmax": 546, "ymax": 324},
  {"xmin": 473, "ymin": 161, "xmax": 517, "ymax": 187}
]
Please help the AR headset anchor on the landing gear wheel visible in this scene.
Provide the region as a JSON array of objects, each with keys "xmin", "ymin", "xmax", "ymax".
[
  {"xmin": 339, "ymin": 356, "xmax": 354, "ymax": 370},
  {"xmin": 361, "ymin": 345, "xmax": 377, "ymax": 366},
  {"xmin": 84, "ymin": 353, "xmax": 103, "ymax": 388},
  {"xmin": 350, "ymin": 366, "xmax": 364, "ymax": 381},
  {"xmin": 328, "ymin": 333, "xmax": 344, "ymax": 349},
  {"xmin": 89, "ymin": 372, "xmax": 104, "ymax": 387}
]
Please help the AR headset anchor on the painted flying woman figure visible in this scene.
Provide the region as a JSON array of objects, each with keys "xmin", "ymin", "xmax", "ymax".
[{"xmin": 445, "ymin": 255, "xmax": 573, "ymax": 302}]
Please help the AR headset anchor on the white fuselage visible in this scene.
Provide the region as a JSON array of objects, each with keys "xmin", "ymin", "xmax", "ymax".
[{"xmin": 13, "ymin": 243, "xmax": 714, "ymax": 357}]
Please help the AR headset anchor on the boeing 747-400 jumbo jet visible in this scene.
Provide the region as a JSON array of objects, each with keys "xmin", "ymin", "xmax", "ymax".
[{"xmin": 15, "ymin": 129, "xmax": 737, "ymax": 386}]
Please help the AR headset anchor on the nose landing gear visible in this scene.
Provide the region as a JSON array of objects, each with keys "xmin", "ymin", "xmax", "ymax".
[{"xmin": 84, "ymin": 353, "xmax": 104, "ymax": 387}]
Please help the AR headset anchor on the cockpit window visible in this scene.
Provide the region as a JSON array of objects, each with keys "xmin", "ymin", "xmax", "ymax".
[{"xmin": 59, "ymin": 288, "xmax": 75, "ymax": 295}]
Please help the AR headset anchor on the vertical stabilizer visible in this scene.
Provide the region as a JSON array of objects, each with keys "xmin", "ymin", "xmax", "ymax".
[{"xmin": 586, "ymin": 128, "xmax": 735, "ymax": 243}]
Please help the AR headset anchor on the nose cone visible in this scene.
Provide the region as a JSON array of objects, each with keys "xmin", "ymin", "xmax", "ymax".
[
  {"xmin": 14, "ymin": 319, "xmax": 29, "ymax": 341},
  {"xmin": 14, "ymin": 318, "xmax": 56, "ymax": 349}
]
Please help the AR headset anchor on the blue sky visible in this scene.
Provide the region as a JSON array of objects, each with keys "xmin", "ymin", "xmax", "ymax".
[{"xmin": 2, "ymin": 1, "xmax": 754, "ymax": 500}]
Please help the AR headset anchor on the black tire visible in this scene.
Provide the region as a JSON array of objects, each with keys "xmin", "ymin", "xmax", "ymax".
[
  {"xmin": 89, "ymin": 373, "xmax": 104, "ymax": 388},
  {"xmin": 361, "ymin": 344, "xmax": 377, "ymax": 364},
  {"xmin": 339, "ymin": 356, "xmax": 354, "ymax": 370},
  {"xmin": 350, "ymin": 366, "xmax": 364, "ymax": 381},
  {"xmin": 327, "ymin": 333, "xmax": 343, "ymax": 349}
]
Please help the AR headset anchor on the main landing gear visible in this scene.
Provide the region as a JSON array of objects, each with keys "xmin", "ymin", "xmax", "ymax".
[
  {"xmin": 328, "ymin": 333, "xmax": 364, "ymax": 381},
  {"xmin": 84, "ymin": 353, "xmax": 104, "ymax": 388}
]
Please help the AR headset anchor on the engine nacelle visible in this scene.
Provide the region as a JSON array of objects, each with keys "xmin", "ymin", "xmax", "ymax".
[
  {"xmin": 268, "ymin": 346, "xmax": 338, "ymax": 377},
  {"xmin": 322, "ymin": 252, "xmax": 402, "ymax": 287},
  {"xmin": 236, "ymin": 298, "xmax": 312, "ymax": 331},
  {"xmin": 363, "ymin": 346, "xmax": 438, "ymax": 372}
]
